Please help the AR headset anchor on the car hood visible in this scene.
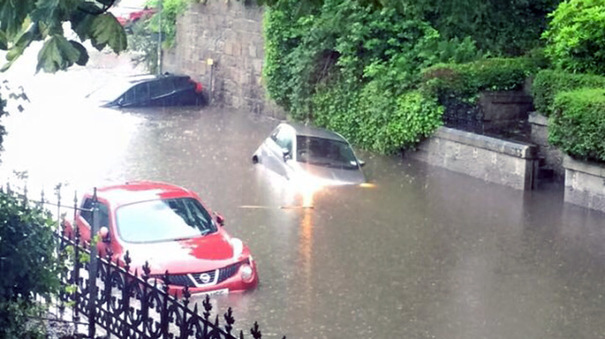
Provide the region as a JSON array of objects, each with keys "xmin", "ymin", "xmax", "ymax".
[
  {"xmin": 293, "ymin": 162, "xmax": 366, "ymax": 186},
  {"xmin": 122, "ymin": 232, "xmax": 238, "ymax": 274}
]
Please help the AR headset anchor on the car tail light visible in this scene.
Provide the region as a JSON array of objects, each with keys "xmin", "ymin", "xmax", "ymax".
[{"xmin": 190, "ymin": 79, "xmax": 203, "ymax": 93}]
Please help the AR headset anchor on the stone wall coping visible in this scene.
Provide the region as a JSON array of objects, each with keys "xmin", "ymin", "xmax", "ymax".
[
  {"xmin": 528, "ymin": 112, "xmax": 548, "ymax": 126},
  {"xmin": 563, "ymin": 155, "xmax": 605, "ymax": 177},
  {"xmin": 435, "ymin": 127, "xmax": 537, "ymax": 159}
]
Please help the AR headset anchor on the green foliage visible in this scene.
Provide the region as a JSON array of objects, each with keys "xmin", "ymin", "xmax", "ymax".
[
  {"xmin": 312, "ymin": 82, "xmax": 443, "ymax": 154},
  {"xmin": 421, "ymin": 57, "xmax": 541, "ymax": 104},
  {"xmin": 0, "ymin": 190, "xmax": 61, "ymax": 338},
  {"xmin": 542, "ymin": 0, "xmax": 605, "ymax": 75},
  {"xmin": 531, "ymin": 69, "xmax": 605, "ymax": 116},
  {"xmin": 263, "ymin": 0, "xmax": 443, "ymax": 143},
  {"xmin": 549, "ymin": 88, "xmax": 605, "ymax": 162},
  {"xmin": 146, "ymin": 0, "xmax": 190, "ymax": 49},
  {"xmin": 262, "ymin": 0, "xmax": 560, "ymax": 153},
  {"xmin": 261, "ymin": 0, "xmax": 561, "ymax": 56},
  {"xmin": 36, "ymin": 36, "xmax": 82, "ymax": 73},
  {"xmin": 0, "ymin": 0, "xmax": 126, "ymax": 73},
  {"xmin": 433, "ymin": 37, "xmax": 484, "ymax": 64},
  {"xmin": 417, "ymin": 0, "xmax": 561, "ymax": 55},
  {"xmin": 127, "ymin": 20, "xmax": 160, "ymax": 73},
  {"xmin": 89, "ymin": 13, "xmax": 128, "ymax": 52}
]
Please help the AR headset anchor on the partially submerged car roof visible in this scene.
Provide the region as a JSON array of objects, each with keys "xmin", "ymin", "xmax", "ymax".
[
  {"xmin": 124, "ymin": 73, "xmax": 190, "ymax": 85},
  {"xmin": 283, "ymin": 122, "xmax": 347, "ymax": 142}
]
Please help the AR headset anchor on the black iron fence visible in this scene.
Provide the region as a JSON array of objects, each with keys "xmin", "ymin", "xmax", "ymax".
[{"xmin": 5, "ymin": 184, "xmax": 281, "ymax": 339}]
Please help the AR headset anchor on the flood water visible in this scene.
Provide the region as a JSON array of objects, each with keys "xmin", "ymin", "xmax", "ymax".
[{"xmin": 2, "ymin": 53, "xmax": 605, "ymax": 339}]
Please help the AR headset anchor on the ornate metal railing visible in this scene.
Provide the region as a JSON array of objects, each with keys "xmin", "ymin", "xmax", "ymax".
[
  {"xmin": 57, "ymin": 230, "xmax": 264, "ymax": 339},
  {"xmin": 5, "ymin": 183, "xmax": 280, "ymax": 339}
]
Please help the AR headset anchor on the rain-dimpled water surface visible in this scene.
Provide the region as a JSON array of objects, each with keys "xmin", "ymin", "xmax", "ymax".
[{"xmin": 2, "ymin": 49, "xmax": 605, "ymax": 339}]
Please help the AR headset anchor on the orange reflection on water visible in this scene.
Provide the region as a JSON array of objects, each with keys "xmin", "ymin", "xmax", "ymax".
[{"xmin": 299, "ymin": 192, "xmax": 314, "ymax": 295}]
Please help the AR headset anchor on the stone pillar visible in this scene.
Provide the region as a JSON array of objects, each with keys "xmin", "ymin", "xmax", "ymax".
[
  {"xmin": 162, "ymin": 1, "xmax": 285, "ymax": 119},
  {"xmin": 563, "ymin": 155, "xmax": 605, "ymax": 213}
]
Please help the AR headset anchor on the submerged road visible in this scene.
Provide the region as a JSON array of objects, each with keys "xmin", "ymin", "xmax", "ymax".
[{"xmin": 1, "ymin": 56, "xmax": 605, "ymax": 338}]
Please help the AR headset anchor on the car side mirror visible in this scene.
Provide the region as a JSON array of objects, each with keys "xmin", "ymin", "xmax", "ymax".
[
  {"xmin": 282, "ymin": 148, "xmax": 291, "ymax": 162},
  {"xmin": 358, "ymin": 159, "xmax": 366, "ymax": 167},
  {"xmin": 98, "ymin": 226, "xmax": 111, "ymax": 243},
  {"xmin": 215, "ymin": 213, "xmax": 225, "ymax": 226}
]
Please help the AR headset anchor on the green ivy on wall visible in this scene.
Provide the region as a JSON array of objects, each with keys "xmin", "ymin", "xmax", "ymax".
[{"xmin": 263, "ymin": 0, "xmax": 462, "ymax": 153}]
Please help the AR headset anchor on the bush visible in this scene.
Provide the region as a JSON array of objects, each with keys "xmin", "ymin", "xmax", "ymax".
[
  {"xmin": 127, "ymin": 20, "xmax": 160, "ymax": 74},
  {"xmin": 421, "ymin": 57, "xmax": 541, "ymax": 103},
  {"xmin": 549, "ymin": 88, "xmax": 605, "ymax": 162},
  {"xmin": 146, "ymin": 0, "xmax": 190, "ymax": 49},
  {"xmin": 542, "ymin": 0, "xmax": 605, "ymax": 75},
  {"xmin": 532, "ymin": 69, "xmax": 605, "ymax": 116},
  {"xmin": 263, "ymin": 1, "xmax": 441, "ymax": 119},
  {"xmin": 313, "ymin": 82, "xmax": 443, "ymax": 154},
  {"xmin": 0, "ymin": 190, "xmax": 61, "ymax": 338}
]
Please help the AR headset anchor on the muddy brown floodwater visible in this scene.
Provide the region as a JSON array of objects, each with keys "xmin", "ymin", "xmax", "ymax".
[{"xmin": 1, "ymin": 59, "xmax": 605, "ymax": 339}]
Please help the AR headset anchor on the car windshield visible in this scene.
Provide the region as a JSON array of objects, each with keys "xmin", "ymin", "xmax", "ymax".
[
  {"xmin": 296, "ymin": 135, "xmax": 359, "ymax": 169},
  {"xmin": 115, "ymin": 197, "xmax": 217, "ymax": 243}
]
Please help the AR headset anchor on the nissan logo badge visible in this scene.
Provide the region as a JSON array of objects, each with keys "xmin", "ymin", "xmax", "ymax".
[{"xmin": 199, "ymin": 273, "xmax": 211, "ymax": 284}]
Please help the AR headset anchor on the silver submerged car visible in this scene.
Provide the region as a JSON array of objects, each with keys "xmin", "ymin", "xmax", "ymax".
[{"xmin": 252, "ymin": 122, "xmax": 366, "ymax": 186}]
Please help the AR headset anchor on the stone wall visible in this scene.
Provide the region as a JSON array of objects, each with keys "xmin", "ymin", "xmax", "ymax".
[
  {"xmin": 408, "ymin": 127, "xmax": 539, "ymax": 190},
  {"xmin": 563, "ymin": 156, "xmax": 605, "ymax": 213},
  {"xmin": 162, "ymin": 1, "xmax": 284, "ymax": 118}
]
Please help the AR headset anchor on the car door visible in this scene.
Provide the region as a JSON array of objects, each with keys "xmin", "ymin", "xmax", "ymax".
[{"xmin": 149, "ymin": 78, "xmax": 176, "ymax": 106}]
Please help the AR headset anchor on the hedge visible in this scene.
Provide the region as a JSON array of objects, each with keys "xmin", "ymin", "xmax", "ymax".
[
  {"xmin": 531, "ymin": 69, "xmax": 605, "ymax": 117},
  {"xmin": 420, "ymin": 57, "xmax": 542, "ymax": 103},
  {"xmin": 0, "ymin": 190, "xmax": 62, "ymax": 338},
  {"xmin": 312, "ymin": 83, "xmax": 443, "ymax": 154},
  {"xmin": 549, "ymin": 88, "xmax": 605, "ymax": 163}
]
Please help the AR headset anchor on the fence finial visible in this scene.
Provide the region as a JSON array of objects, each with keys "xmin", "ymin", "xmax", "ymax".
[
  {"xmin": 142, "ymin": 261, "xmax": 151, "ymax": 280},
  {"xmin": 224, "ymin": 307, "xmax": 235, "ymax": 334},
  {"xmin": 251, "ymin": 321, "xmax": 262, "ymax": 339},
  {"xmin": 124, "ymin": 250, "xmax": 132, "ymax": 271},
  {"xmin": 203, "ymin": 294, "xmax": 212, "ymax": 319}
]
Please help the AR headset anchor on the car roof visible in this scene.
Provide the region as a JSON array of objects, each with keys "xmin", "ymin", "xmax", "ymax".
[
  {"xmin": 281, "ymin": 122, "xmax": 347, "ymax": 142},
  {"xmin": 92, "ymin": 181, "xmax": 196, "ymax": 207},
  {"xmin": 125, "ymin": 73, "xmax": 190, "ymax": 85}
]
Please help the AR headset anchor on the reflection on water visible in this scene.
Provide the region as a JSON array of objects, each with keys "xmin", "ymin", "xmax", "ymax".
[{"xmin": 2, "ymin": 60, "xmax": 605, "ymax": 338}]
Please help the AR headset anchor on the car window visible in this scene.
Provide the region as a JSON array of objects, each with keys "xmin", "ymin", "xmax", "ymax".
[
  {"xmin": 171, "ymin": 76, "xmax": 191, "ymax": 89},
  {"xmin": 80, "ymin": 198, "xmax": 110, "ymax": 228},
  {"xmin": 296, "ymin": 136, "xmax": 358, "ymax": 169},
  {"xmin": 124, "ymin": 83, "xmax": 150, "ymax": 104},
  {"xmin": 271, "ymin": 127, "xmax": 293, "ymax": 154},
  {"xmin": 149, "ymin": 78, "xmax": 174, "ymax": 96},
  {"xmin": 115, "ymin": 197, "xmax": 217, "ymax": 243}
]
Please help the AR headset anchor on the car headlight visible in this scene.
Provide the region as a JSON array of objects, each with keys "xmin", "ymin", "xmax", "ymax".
[{"xmin": 240, "ymin": 264, "xmax": 254, "ymax": 282}]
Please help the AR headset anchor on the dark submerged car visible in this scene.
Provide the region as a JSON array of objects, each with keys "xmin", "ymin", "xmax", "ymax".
[
  {"xmin": 88, "ymin": 73, "xmax": 205, "ymax": 108},
  {"xmin": 252, "ymin": 122, "xmax": 367, "ymax": 186}
]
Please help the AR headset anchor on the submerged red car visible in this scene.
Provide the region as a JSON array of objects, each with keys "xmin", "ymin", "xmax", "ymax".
[{"xmin": 64, "ymin": 181, "xmax": 258, "ymax": 296}]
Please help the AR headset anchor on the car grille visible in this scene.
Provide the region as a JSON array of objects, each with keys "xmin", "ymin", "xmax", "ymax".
[
  {"xmin": 217, "ymin": 262, "xmax": 241, "ymax": 284},
  {"xmin": 165, "ymin": 274, "xmax": 196, "ymax": 287},
  {"xmin": 157, "ymin": 260, "xmax": 247, "ymax": 288}
]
